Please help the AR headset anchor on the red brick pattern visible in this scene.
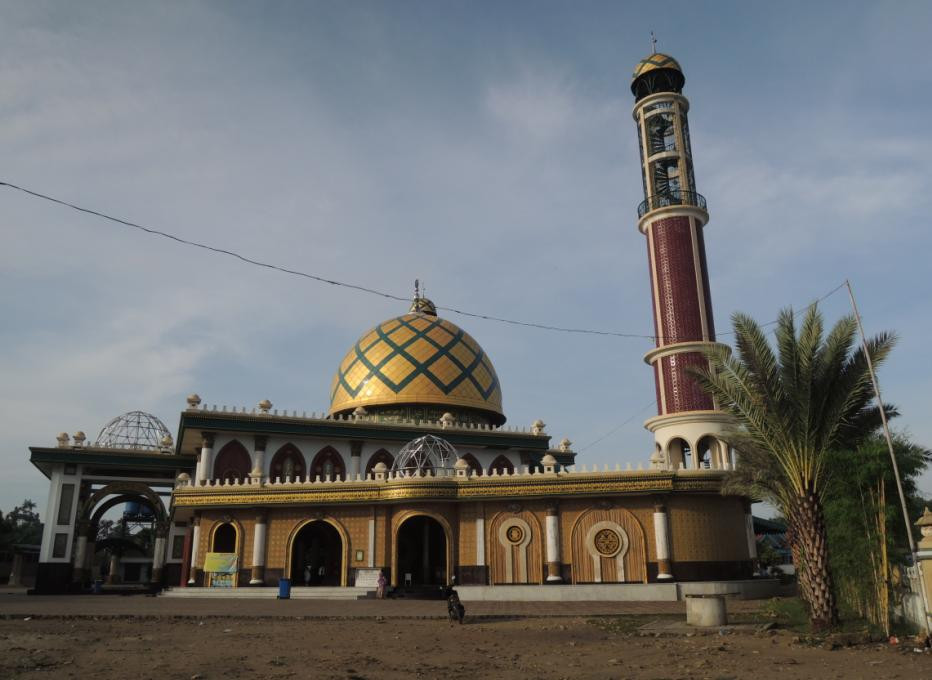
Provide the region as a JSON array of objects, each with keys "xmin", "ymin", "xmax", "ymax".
[
  {"xmin": 649, "ymin": 216, "xmax": 703, "ymax": 345},
  {"xmin": 660, "ymin": 351, "xmax": 714, "ymax": 413}
]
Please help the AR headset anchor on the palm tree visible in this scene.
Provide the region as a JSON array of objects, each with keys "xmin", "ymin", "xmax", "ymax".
[{"xmin": 690, "ymin": 305, "xmax": 895, "ymax": 628}]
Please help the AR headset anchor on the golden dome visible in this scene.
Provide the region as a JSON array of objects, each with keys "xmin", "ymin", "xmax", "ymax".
[
  {"xmin": 632, "ymin": 52, "xmax": 682, "ymax": 82},
  {"xmin": 329, "ymin": 298, "xmax": 505, "ymax": 424}
]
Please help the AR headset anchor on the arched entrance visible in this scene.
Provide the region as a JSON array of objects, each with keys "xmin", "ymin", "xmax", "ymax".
[
  {"xmin": 395, "ymin": 515, "xmax": 447, "ymax": 587},
  {"xmin": 211, "ymin": 523, "xmax": 237, "ymax": 553},
  {"xmin": 289, "ymin": 521, "xmax": 343, "ymax": 586}
]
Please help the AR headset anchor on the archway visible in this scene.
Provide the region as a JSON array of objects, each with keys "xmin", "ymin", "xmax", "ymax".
[
  {"xmin": 289, "ymin": 520, "xmax": 343, "ymax": 586},
  {"xmin": 459, "ymin": 453, "xmax": 482, "ymax": 476},
  {"xmin": 695, "ymin": 436, "xmax": 718, "ymax": 470},
  {"xmin": 488, "ymin": 455, "xmax": 515, "ymax": 476},
  {"xmin": 395, "ymin": 515, "xmax": 447, "ymax": 587},
  {"xmin": 310, "ymin": 446, "xmax": 345, "ymax": 481},
  {"xmin": 211, "ymin": 523, "xmax": 237, "ymax": 553},
  {"xmin": 270, "ymin": 443, "xmax": 305, "ymax": 482},
  {"xmin": 666, "ymin": 438, "xmax": 691, "ymax": 470},
  {"xmin": 365, "ymin": 449, "xmax": 394, "ymax": 477},
  {"xmin": 213, "ymin": 440, "xmax": 251, "ymax": 482}
]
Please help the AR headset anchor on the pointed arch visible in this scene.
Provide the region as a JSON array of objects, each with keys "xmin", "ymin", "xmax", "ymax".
[
  {"xmin": 310, "ymin": 446, "xmax": 345, "ymax": 481},
  {"xmin": 364, "ymin": 448, "xmax": 394, "ymax": 477},
  {"xmin": 213, "ymin": 440, "xmax": 251, "ymax": 483},
  {"xmin": 270, "ymin": 443, "xmax": 306, "ymax": 481},
  {"xmin": 459, "ymin": 453, "xmax": 482, "ymax": 476},
  {"xmin": 488, "ymin": 454, "xmax": 515, "ymax": 476}
]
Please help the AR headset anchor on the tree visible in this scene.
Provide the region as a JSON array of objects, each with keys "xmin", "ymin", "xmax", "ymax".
[
  {"xmin": 691, "ymin": 305, "xmax": 895, "ymax": 629},
  {"xmin": 823, "ymin": 435, "xmax": 930, "ymax": 633},
  {"xmin": 0, "ymin": 500, "xmax": 43, "ymax": 550}
]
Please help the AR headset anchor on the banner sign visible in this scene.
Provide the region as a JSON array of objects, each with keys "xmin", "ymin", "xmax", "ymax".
[{"xmin": 204, "ymin": 552, "xmax": 238, "ymax": 574}]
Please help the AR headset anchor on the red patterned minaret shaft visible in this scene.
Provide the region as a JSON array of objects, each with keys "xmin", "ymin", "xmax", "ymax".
[{"xmin": 631, "ymin": 53, "xmax": 731, "ymax": 471}]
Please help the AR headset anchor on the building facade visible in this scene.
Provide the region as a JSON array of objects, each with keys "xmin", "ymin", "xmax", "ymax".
[{"xmin": 28, "ymin": 52, "xmax": 758, "ymax": 594}]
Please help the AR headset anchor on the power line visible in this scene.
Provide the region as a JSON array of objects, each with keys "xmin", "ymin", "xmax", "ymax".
[
  {"xmin": 0, "ymin": 181, "xmax": 656, "ymax": 339},
  {"xmin": 577, "ymin": 398, "xmax": 657, "ymax": 452},
  {"xmin": 0, "ymin": 180, "xmax": 848, "ymax": 341}
]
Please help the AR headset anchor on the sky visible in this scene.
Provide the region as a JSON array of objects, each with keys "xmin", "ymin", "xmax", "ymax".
[{"xmin": 2, "ymin": 1, "xmax": 932, "ymax": 517}]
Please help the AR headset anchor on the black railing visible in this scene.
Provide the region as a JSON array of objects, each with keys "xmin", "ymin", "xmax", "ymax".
[{"xmin": 637, "ymin": 190, "xmax": 707, "ymax": 218}]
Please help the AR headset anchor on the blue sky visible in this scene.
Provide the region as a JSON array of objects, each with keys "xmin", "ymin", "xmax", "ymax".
[{"xmin": 2, "ymin": 1, "xmax": 931, "ymax": 514}]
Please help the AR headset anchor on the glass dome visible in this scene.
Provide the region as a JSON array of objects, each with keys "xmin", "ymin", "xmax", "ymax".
[
  {"xmin": 95, "ymin": 410, "xmax": 172, "ymax": 450},
  {"xmin": 391, "ymin": 434, "xmax": 458, "ymax": 477}
]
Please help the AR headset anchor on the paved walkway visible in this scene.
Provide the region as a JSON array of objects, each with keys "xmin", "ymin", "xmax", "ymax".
[{"xmin": 0, "ymin": 589, "xmax": 762, "ymax": 619}]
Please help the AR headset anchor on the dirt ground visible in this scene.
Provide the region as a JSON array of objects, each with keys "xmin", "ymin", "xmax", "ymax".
[{"xmin": 0, "ymin": 615, "xmax": 929, "ymax": 680}]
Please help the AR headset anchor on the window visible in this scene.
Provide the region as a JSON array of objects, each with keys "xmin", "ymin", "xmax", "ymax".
[
  {"xmin": 651, "ymin": 158, "xmax": 682, "ymax": 196},
  {"xmin": 57, "ymin": 484, "xmax": 74, "ymax": 525},
  {"xmin": 647, "ymin": 112, "xmax": 677, "ymax": 155},
  {"xmin": 52, "ymin": 533, "xmax": 68, "ymax": 558},
  {"xmin": 171, "ymin": 535, "xmax": 185, "ymax": 560}
]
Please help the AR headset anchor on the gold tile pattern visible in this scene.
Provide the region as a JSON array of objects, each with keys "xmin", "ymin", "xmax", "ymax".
[{"xmin": 330, "ymin": 305, "xmax": 504, "ymax": 421}]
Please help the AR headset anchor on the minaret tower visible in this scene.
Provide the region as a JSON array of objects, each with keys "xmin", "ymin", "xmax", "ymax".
[{"xmin": 631, "ymin": 52, "xmax": 732, "ymax": 471}]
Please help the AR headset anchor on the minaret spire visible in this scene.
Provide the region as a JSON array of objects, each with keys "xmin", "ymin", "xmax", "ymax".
[{"xmin": 630, "ymin": 52, "xmax": 732, "ymax": 474}]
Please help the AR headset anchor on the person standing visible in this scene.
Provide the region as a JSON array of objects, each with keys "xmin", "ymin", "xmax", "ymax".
[{"xmin": 376, "ymin": 570, "xmax": 386, "ymax": 599}]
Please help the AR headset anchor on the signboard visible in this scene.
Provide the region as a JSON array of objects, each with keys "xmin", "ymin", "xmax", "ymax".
[{"xmin": 205, "ymin": 552, "xmax": 238, "ymax": 588}]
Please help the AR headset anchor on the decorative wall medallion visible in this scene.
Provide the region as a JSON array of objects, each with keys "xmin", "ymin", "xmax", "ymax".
[
  {"xmin": 594, "ymin": 528, "xmax": 621, "ymax": 557},
  {"xmin": 505, "ymin": 525, "xmax": 524, "ymax": 544},
  {"xmin": 595, "ymin": 499, "xmax": 613, "ymax": 510},
  {"xmin": 311, "ymin": 510, "xmax": 325, "ymax": 520},
  {"xmin": 507, "ymin": 502, "xmax": 522, "ymax": 513}
]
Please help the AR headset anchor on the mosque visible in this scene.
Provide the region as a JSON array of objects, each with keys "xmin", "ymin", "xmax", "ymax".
[{"xmin": 27, "ymin": 52, "xmax": 763, "ymax": 596}]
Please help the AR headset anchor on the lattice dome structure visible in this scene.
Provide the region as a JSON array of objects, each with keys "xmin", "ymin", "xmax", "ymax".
[
  {"xmin": 391, "ymin": 434, "xmax": 458, "ymax": 476},
  {"xmin": 95, "ymin": 410, "xmax": 172, "ymax": 450}
]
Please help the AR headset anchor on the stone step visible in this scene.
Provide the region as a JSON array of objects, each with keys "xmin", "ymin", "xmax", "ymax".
[{"xmin": 159, "ymin": 586, "xmax": 373, "ymax": 600}]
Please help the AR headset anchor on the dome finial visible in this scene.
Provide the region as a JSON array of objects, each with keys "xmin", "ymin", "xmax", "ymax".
[
  {"xmin": 650, "ymin": 30, "xmax": 657, "ymax": 54},
  {"xmin": 409, "ymin": 280, "xmax": 437, "ymax": 316}
]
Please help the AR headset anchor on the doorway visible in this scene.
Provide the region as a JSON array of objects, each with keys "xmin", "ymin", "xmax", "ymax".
[
  {"xmin": 289, "ymin": 521, "xmax": 343, "ymax": 586},
  {"xmin": 395, "ymin": 515, "xmax": 447, "ymax": 586}
]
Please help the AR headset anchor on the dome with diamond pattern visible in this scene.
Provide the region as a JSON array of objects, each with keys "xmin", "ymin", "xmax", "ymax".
[{"xmin": 329, "ymin": 296, "xmax": 505, "ymax": 425}]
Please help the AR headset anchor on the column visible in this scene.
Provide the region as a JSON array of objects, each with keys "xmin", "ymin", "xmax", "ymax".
[
  {"xmin": 251, "ymin": 436, "xmax": 267, "ymax": 481},
  {"xmin": 197, "ymin": 433, "xmax": 215, "ymax": 485},
  {"xmin": 151, "ymin": 523, "xmax": 168, "ymax": 585},
  {"xmin": 72, "ymin": 529, "xmax": 88, "ymax": 584},
  {"xmin": 653, "ymin": 502, "xmax": 673, "ymax": 580},
  {"xmin": 744, "ymin": 500, "xmax": 757, "ymax": 561},
  {"xmin": 350, "ymin": 441, "xmax": 363, "ymax": 481},
  {"xmin": 8, "ymin": 552, "xmax": 24, "ymax": 587},
  {"xmin": 250, "ymin": 512, "xmax": 267, "ymax": 585},
  {"xmin": 367, "ymin": 508, "xmax": 375, "ymax": 568},
  {"xmin": 106, "ymin": 553, "xmax": 120, "ymax": 584},
  {"xmin": 188, "ymin": 515, "xmax": 201, "ymax": 585},
  {"xmin": 545, "ymin": 502, "xmax": 562, "ymax": 582}
]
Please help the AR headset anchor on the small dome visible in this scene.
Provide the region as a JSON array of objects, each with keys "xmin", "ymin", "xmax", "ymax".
[
  {"xmin": 391, "ymin": 434, "xmax": 458, "ymax": 476},
  {"xmin": 632, "ymin": 52, "xmax": 682, "ymax": 82},
  {"xmin": 329, "ymin": 298, "xmax": 504, "ymax": 424},
  {"xmin": 95, "ymin": 410, "xmax": 172, "ymax": 450},
  {"xmin": 541, "ymin": 453, "xmax": 558, "ymax": 466}
]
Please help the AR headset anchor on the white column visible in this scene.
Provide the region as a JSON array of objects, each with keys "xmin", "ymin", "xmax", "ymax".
[
  {"xmin": 39, "ymin": 465, "xmax": 63, "ymax": 561},
  {"xmin": 8, "ymin": 553, "xmax": 24, "ymax": 587},
  {"xmin": 367, "ymin": 514, "xmax": 375, "ymax": 568},
  {"xmin": 188, "ymin": 520, "xmax": 201, "ymax": 584},
  {"xmin": 350, "ymin": 441, "xmax": 362, "ymax": 480},
  {"xmin": 250, "ymin": 515, "xmax": 267, "ymax": 584},
  {"xmin": 197, "ymin": 434, "xmax": 214, "ymax": 484},
  {"xmin": 73, "ymin": 534, "xmax": 88, "ymax": 574},
  {"xmin": 151, "ymin": 535, "xmax": 167, "ymax": 582},
  {"xmin": 475, "ymin": 517, "xmax": 485, "ymax": 566},
  {"xmin": 545, "ymin": 504, "xmax": 562, "ymax": 582},
  {"xmin": 251, "ymin": 436, "xmax": 267, "ymax": 480},
  {"xmin": 653, "ymin": 503, "xmax": 673, "ymax": 580},
  {"xmin": 745, "ymin": 505, "xmax": 758, "ymax": 560}
]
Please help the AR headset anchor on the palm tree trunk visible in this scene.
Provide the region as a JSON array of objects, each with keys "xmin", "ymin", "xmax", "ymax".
[{"xmin": 793, "ymin": 493, "xmax": 839, "ymax": 629}]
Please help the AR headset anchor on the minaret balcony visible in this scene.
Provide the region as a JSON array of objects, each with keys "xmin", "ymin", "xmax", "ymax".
[{"xmin": 637, "ymin": 190, "xmax": 707, "ymax": 218}]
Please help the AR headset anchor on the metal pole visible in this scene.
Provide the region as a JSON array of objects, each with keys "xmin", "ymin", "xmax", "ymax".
[{"xmin": 845, "ymin": 279, "xmax": 929, "ymax": 631}]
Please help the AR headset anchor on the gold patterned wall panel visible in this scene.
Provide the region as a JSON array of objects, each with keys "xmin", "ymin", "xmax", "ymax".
[
  {"xmin": 570, "ymin": 507, "xmax": 647, "ymax": 583},
  {"xmin": 457, "ymin": 503, "xmax": 478, "ymax": 566},
  {"xmin": 667, "ymin": 495, "xmax": 746, "ymax": 561},
  {"xmin": 488, "ymin": 510, "xmax": 543, "ymax": 584}
]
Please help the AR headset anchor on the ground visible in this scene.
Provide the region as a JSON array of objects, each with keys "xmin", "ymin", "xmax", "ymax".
[{"xmin": 1, "ymin": 591, "xmax": 929, "ymax": 679}]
